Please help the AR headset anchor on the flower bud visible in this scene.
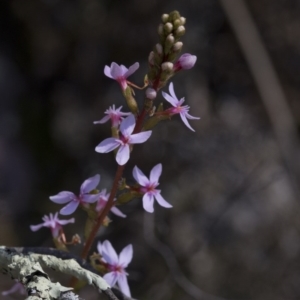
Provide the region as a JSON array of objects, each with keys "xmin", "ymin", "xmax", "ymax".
[
  {"xmin": 175, "ymin": 25, "xmax": 185, "ymax": 37},
  {"xmin": 172, "ymin": 41, "xmax": 183, "ymax": 52},
  {"xmin": 174, "ymin": 53, "xmax": 197, "ymax": 71},
  {"xmin": 155, "ymin": 43, "xmax": 163, "ymax": 55},
  {"xmin": 164, "ymin": 34, "xmax": 175, "ymax": 54},
  {"xmin": 148, "ymin": 51, "xmax": 155, "ymax": 65},
  {"xmin": 158, "ymin": 24, "xmax": 164, "ymax": 36},
  {"xmin": 180, "ymin": 17, "xmax": 186, "ymax": 25},
  {"xmin": 164, "ymin": 22, "xmax": 173, "ymax": 34},
  {"xmin": 161, "ymin": 14, "xmax": 169, "ymax": 23},
  {"xmin": 146, "ymin": 88, "xmax": 157, "ymax": 100},
  {"xmin": 161, "ymin": 62, "xmax": 174, "ymax": 72}
]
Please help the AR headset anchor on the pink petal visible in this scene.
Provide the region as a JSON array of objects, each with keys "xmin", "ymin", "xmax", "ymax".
[
  {"xmin": 30, "ymin": 223, "xmax": 45, "ymax": 232},
  {"xmin": 120, "ymin": 114, "xmax": 135, "ymax": 137},
  {"xmin": 116, "ymin": 145, "xmax": 130, "ymax": 165},
  {"xmin": 142, "ymin": 193, "xmax": 155, "ymax": 213},
  {"xmin": 95, "ymin": 138, "xmax": 120, "ymax": 153},
  {"xmin": 185, "ymin": 112, "xmax": 200, "ymax": 120},
  {"xmin": 103, "ymin": 272, "xmax": 118, "ymax": 287},
  {"xmin": 81, "ymin": 194, "xmax": 101, "ymax": 203},
  {"xmin": 133, "ymin": 166, "xmax": 149, "ymax": 186},
  {"xmin": 117, "ymin": 273, "xmax": 131, "ymax": 297},
  {"xmin": 49, "ymin": 191, "xmax": 75, "ymax": 204},
  {"xmin": 155, "ymin": 192, "xmax": 172, "ymax": 208},
  {"xmin": 179, "ymin": 112, "xmax": 195, "ymax": 131},
  {"xmin": 118, "ymin": 244, "xmax": 133, "ymax": 267},
  {"xmin": 94, "ymin": 115, "xmax": 110, "ymax": 124},
  {"xmin": 57, "ymin": 218, "xmax": 75, "ymax": 226},
  {"xmin": 60, "ymin": 201, "xmax": 79, "ymax": 215},
  {"xmin": 97, "ymin": 241, "xmax": 103, "ymax": 256},
  {"xmin": 111, "ymin": 207, "xmax": 127, "ymax": 218},
  {"xmin": 162, "ymin": 91, "xmax": 178, "ymax": 107},
  {"xmin": 110, "ymin": 62, "xmax": 124, "ymax": 79},
  {"xmin": 102, "ymin": 240, "xmax": 119, "ymax": 264},
  {"xmin": 124, "ymin": 62, "xmax": 139, "ymax": 78},
  {"xmin": 129, "ymin": 131, "xmax": 152, "ymax": 144},
  {"xmin": 104, "ymin": 65, "xmax": 113, "ymax": 78},
  {"xmin": 150, "ymin": 164, "xmax": 162, "ymax": 184},
  {"xmin": 80, "ymin": 174, "xmax": 100, "ymax": 194},
  {"xmin": 168, "ymin": 82, "xmax": 178, "ymax": 100}
]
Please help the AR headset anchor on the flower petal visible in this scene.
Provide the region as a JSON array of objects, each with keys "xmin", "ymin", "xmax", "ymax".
[
  {"xmin": 49, "ymin": 191, "xmax": 75, "ymax": 204},
  {"xmin": 179, "ymin": 112, "xmax": 195, "ymax": 131},
  {"xmin": 142, "ymin": 193, "xmax": 155, "ymax": 213},
  {"xmin": 102, "ymin": 240, "xmax": 119, "ymax": 264},
  {"xmin": 111, "ymin": 207, "xmax": 127, "ymax": 218},
  {"xmin": 60, "ymin": 201, "xmax": 79, "ymax": 215},
  {"xmin": 155, "ymin": 192, "xmax": 172, "ymax": 208},
  {"xmin": 80, "ymin": 174, "xmax": 100, "ymax": 194},
  {"xmin": 133, "ymin": 166, "xmax": 149, "ymax": 186},
  {"xmin": 124, "ymin": 62, "xmax": 139, "ymax": 78},
  {"xmin": 104, "ymin": 65, "xmax": 113, "ymax": 78},
  {"xmin": 116, "ymin": 145, "xmax": 130, "ymax": 165},
  {"xmin": 95, "ymin": 138, "xmax": 120, "ymax": 153},
  {"xmin": 93, "ymin": 115, "xmax": 110, "ymax": 124},
  {"xmin": 97, "ymin": 241, "xmax": 103, "ymax": 256},
  {"xmin": 120, "ymin": 114, "xmax": 135, "ymax": 137},
  {"xmin": 129, "ymin": 131, "xmax": 152, "ymax": 144},
  {"xmin": 185, "ymin": 112, "xmax": 200, "ymax": 120},
  {"xmin": 57, "ymin": 218, "xmax": 75, "ymax": 226},
  {"xmin": 118, "ymin": 244, "xmax": 133, "ymax": 267},
  {"xmin": 169, "ymin": 82, "xmax": 178, "ymax": 100},
  {"xmin": 150, "ymin": 163, "xmax": 162, "ymax": 184},
  {"xmin": 103, "ymin": 272, "xmax": 118, "ymax": 287},
  {"xmin": 162, "ymin": 91, "xmax": 179, "ymax": 107},
  {"xmin": 110, "ymin": 62, "xmax": 124, "ymax": 79},
  {"xmin": 81, "ymin": 194, "xmax": 101, "ymax": 203},
  {"xmin": 30, "ymin": 223, "xmax": 45, "ymax": 232},
  {"xmin": 117, "ymin": 273, "xmax": 131, "ymax": 297}
]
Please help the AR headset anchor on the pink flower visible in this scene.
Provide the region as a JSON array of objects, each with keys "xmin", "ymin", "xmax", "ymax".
[
  {"xmin": 162, "ymin": 82, "xmax": 200, "ymax": 132},
  {"xmin": 97, "ymin": 240, "xmax": 133, "ymax": 297},
  {"xmin": 93, "ymin": 105, "xmax": 131, "ymax": 128},
  {"xmin": 174, "ymin": 53, "xmax": 197, "ymax": 71},
  {"xmin": 133, "ymin": 164, "xmax": 172, "ymax": 213},
  {"xmin": 104, "ymin": 62, "xmax": 139, "ymax": 90},
  {"xmin": 2, "ymin": 281, "xmax": 26, "ymax": 296},
  {"xmin": 96, "ymin": 189, "xmax": 126, "ymax": 218},
  {"xmin": 30, "ymin": 212, "xmax": 74, "ymax": 238},
  {"xmin": 50, "ymin": 174, "xmax": 101, "ymax": 215},
  {"xmin": 95, "ymin": 115, "xmax": 152, "ymax": 165}
]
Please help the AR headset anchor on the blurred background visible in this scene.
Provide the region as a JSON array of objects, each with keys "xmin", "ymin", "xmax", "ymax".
[{"xmin": 1, "ymin": 0, "xmax": 300, "ymax": 299}]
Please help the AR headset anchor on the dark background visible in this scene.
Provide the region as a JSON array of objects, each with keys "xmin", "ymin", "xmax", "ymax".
[{"xmin": 1, "ymin": 0, "xmax": 300, "ymax": 299}]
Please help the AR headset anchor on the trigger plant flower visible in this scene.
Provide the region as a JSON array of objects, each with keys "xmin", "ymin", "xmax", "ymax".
[
  {"xmin": 96, "ymin": 189, "xmax": 126, "ymax": 218},
  {"xmin": 173, "ymin": 53, "xmax": 197, "ymax": 71},
  {"xmin": 50, "ymin": 174, "xmax": 101, "ymax": 215},
  {"xmin": 30, "ymin": 212, "xmax": 74, "ymax": 238},
  {"xmin": 104, "ymin": 62, "xmax": 139, "ymax": 91},
  {"xmin": 95, "ymin": 114, "xmax": 152, "ymax": 165},
  {"xmin": 93, "ymin": 105, "xmax": 131, "ymax": 128},
  {"xmin": 97, "ymin": 240, "xmax": 133, "ymax": 297},
  {"xmin": 162, "ymin": 82, "xmax": 200, "ymax": 132},
  {"xmin": 133, "ymin": 164, "xmax": 172, "ymax": 213}
]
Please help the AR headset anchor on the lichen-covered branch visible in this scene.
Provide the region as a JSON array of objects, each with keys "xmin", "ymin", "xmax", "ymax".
[{"xmin": 0, "ymin": 246, "xmax": 119, "ymax": 300}]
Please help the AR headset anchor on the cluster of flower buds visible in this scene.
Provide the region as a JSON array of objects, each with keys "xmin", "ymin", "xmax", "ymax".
[{"xmin": 147, "ymin": 10, "xmax": 197, "ymax": 90}]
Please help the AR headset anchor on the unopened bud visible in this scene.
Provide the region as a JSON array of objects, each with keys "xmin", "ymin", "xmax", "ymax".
[
  {"xmin": 173, "ymin": 41, "xmax": 183, "ymax": 52},
  {"xmin": 164, "ymin": 34, "xmax": 175, "ymax": 54},
  {"xmin": 180, "ymin": 17, "xmax": 186, "ymax": 25},
  {"xmin": 155, "ymin": 43, "xmax": 163, "ymax": 55},
  {"xmin": 161, "ymin": 62, "xmax": 174, "ymax": 72},
  {"xmin": 174, "ymin": 53, "xmax": 197, "ymax": 71},
  {"xmin": 146, "ymin": 88, "xmax": 157, "ymax": 100},
  {"xmin": 124, "ymin": 86, "xmax": 139, "ymax": 114},
  {"xmin": 175, "ymin": 25, "xmax": 185, "ymax": 37},
  {"xmin": 161, "ymin": 14, "xmax": 169, "ymax": 23},
  {"xmin": 169, "ymin": 10, "xmax": 181, "ymax": 22},
  {"xmin": 158, "ymin": 24, "xmax": 164, "ymax": 36},
  {"xmin": 164, "ymin": 22, "xmax": 173, "ymax": 34},
  {"xmin": 148, "ymin": 51, "xmax": 155, "ymax": 65}
]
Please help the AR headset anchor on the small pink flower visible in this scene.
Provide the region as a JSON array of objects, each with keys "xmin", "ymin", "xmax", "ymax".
[
  {"xmin": 162, "ymin": 82, "xmax": 200, "ymax": 132},
  {"xmin": 104, "ymin": 62, "xmax": 139, "ymax": 90},
  {"xmin": 50, "ymin": 174, "xmax": 101, "ymax": 215},
  {"xmin": 96, "ymin": 189, "xmax": 126, "ymax": 218},
  {"xmin": 2, "ymin": 281, "xmax": 26, "ymax": 296},
  {"xmin": 30, "ymin": 212, "xmax": 74, "ymax": 238},
  {"xmin": 133, "ymin": 164, "xmax": 172, "ymax": 213},
  {"xmin": 95, "ymin": 115, "xmax": 152, "ymax": 165},
  {"xmin": 173, "ymin": 53, "xmax": 197, "ymax": 71},
  {"xmin": 94, "ymin": 105, "xmax": 131, "ymax": 128},
  {"xmin": 97, "ymin": 240, "xmax": 133, "ymax": 297}
]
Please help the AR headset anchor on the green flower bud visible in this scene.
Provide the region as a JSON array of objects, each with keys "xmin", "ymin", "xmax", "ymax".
[
  {"xmin": 164, "ymin": 34, "xmax": 175, "ymax": 54},
  {"xmin": 161, "ymin": 14, "xmax": 169, "ymax": 23},
  {"xmin": 123, "ymin": 86, "xmax": 139, "ymax": 114},
  {"xmin": 161, "ymin": 62, "xmax": 174, "ymax": 72},
  {"xmin": 175, "ymin": 25, "xmax": 185, "ymax": 37},
  {"xmin": 164, "ymin": 22, "xmax": 173, "ymax": 34}
]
